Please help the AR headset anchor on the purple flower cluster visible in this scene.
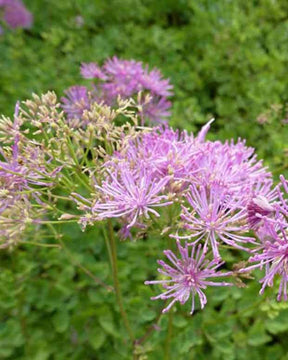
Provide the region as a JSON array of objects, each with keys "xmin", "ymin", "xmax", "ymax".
[
  {"xmin": 62, "ymin": 57, "xmax": 173, "ymax": 124},
  {"xmin": 0, "ymin": 0, "xmax": 33, "ymax": 31},
  {"xmin": 75, "ymin": 120, "xmax": 277, "ymax": 312},
  {"xmin": 1, "ymin": 57, "xmax": 287, "ymax": 315}
]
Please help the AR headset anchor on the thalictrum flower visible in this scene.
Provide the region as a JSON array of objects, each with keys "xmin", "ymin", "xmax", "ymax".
[
  {"xmin": 247, "ymin": 194, "xmax": 277, "ymax": 230},
  {"xmin": 111, "ymin": 126, "xmax": 199, "ymax": 182},
  {"xmin": 1, "ymin": 0, "xmax": 33, "ymax": 29},
  {"xmin": 92, "ymin": 167, "xmax": 172, "ymax": 227},
  {"xmin": 63, "ymin": 57, "xmax": 173, "ymax": 123},
  {"xmin": 61, "ymin": 86, "xmax": 90, "ymax": 119},
  {"xmin": 177, "ymin": 183, "xmax": 255, "ymax": 259},
  {"xmin": 241, "ymin": 220, "xmax": 288, "ymax": 301},
  {"xmin": 80, "ymin": 62, "xmax": 107, "ymax": 80},
  {"xmin": 278, "ymin": 175, "xmax": 288, "ymax": 218},
  {"xmin": 191, "ymin": 139, "xmax": 271, "ymax": 196},
  {"xmin": 145, "ymin": 241, "xmax": 232, "ymax": 314},
  {"xmin": 141, "ymin": 98, "xmax": 172, "ymax": 124},
  {"xmin": 140, "ymin": 68, "xmax": 173, "ymax": 97}
]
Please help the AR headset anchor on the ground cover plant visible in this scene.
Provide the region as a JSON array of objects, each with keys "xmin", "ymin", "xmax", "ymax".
[{"xmin": 1, "ymin": 1, "xmax": 288, "ymax": 360}]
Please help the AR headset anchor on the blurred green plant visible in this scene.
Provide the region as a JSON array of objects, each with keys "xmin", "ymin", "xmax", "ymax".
[{"xmin": 2, "ymin": 225, "xmax": 288, "ymax": 360}]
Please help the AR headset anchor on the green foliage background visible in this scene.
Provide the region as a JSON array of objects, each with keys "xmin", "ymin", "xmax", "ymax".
[{"xmin": 0, "ymin": 0, "xmax": 288, "ymax": 359}]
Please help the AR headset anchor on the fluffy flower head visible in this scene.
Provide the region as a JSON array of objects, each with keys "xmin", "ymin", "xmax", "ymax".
[
  {"xmin": 177, "ymin": 183, "xmax": 255, "ymax": 259},
  {"xmin": 242, "ymin": 221, "xmax": 288, "ymax": 301},
  {"xmin": 1, "ymin": 0, "xmax": 33, "ymax": 29},
  {"xmin": 92, "ymin": 167, "xmax": 172, "ymax": 228},
  {"xmin": 145, "ymin": 241, "xmax": 231, "ymax": 314}
]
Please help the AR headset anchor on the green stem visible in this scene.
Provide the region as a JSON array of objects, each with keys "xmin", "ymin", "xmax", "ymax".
[
  {"xmin": 74, "ymin": 168, "xmax": 92, "ymax": 192},
  {"xmin": 164, "ymin": 225, "xmax": 174, "ymax": 360},
  {"xmin": 20, "ymin": 241, "xmax": 61, "ymax": 248},
  {"xmin": 65, "ymin": 134, "xmax": 92, "ymax": 191},
  {"xmin": 164, "ymin": 312, "xmax": 173, "ymax": 360},
  {"xmin": 102, "ymin": 225, "xmax": 113, "ymax": 272},
  {"xmin": 80, "ymin": 130, "xmax": 93, "ymax": 167},
  {"xmin": 106, "ymin": 219, "xmax": 135, "ymax": 343},
  {"xmin": 59, "ymin": 171, "xmax": 76, "ymax": 191},
  {"xmin": 49, "ymin": 194, "xmax": 73, "ymax": 201},
  {"xmin": 39, "ymin": 220, "xmax": 79, "ymax": 224}
]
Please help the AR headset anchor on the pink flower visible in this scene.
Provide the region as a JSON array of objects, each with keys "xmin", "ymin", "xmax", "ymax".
[
  {"xmin": 247, "ymin": 194, "xmax": 276, "ymax": 230},
  {"xmin": 141, "ymin": 98, "xmax": 172, "ymax": 124},
  {"xmin": 111, "ymin": 126, "xmax": 199, "ymax": 182},
  {"xmin": 140, "ymin": 68, "xmax": 173, "ymax": 97},
  {"xmin": 61, "ymin": 86, "xmax": 90, "ymax": 119},
  {"xmin": 241, "ymin": 221, "xmax": 288, "ymax": 301},
  {"xmin": 177, "ymin": 183, "xmax": 255, "ymax": 259},
  {"xmin": 1, "ymin": 0, "xmax": 33, "ymax": 29},
  {"xmin": 145, "ymin": 241, "xmax": 232, "ymax": 314},
  {"xmin": 80, "ymin": 62, "xmax": 107, "ymax": 80},
  {"xmin": 63, "ymin": 57, "xmax": 173, "ymax": 124},
  {"xmin": 278, "ymin": 175, "xmax": 288, "ymax": 218},
  {"xmin": 92, "ymin": 167, "xmax": 172, "ymax": 228}
]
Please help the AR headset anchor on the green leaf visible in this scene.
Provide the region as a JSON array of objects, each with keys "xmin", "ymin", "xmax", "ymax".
[
  {"xmin": 52, "ymin": 310, "xmax": 70, "ymax": 333},
  {"xmin": 214, "ymin": 339, "xmax": 235, "ymax": 358},
  {"xmin": 98, "ymin": 312, "xmax": 119, "ymax": 338},
  {"xmin": 265, "ymin": 310, "xmax": 288, "ymax": 334},
  {"xmin": 172, "ymin": 314, "xmax": 188, "ymax": 328},
  {"xmin": 248, "ymin": 320, "xmax": 271, "ymax": 346},
  {"xmin": 88, "ymin": 325, "xmax": 106, "ymax": 350}
]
